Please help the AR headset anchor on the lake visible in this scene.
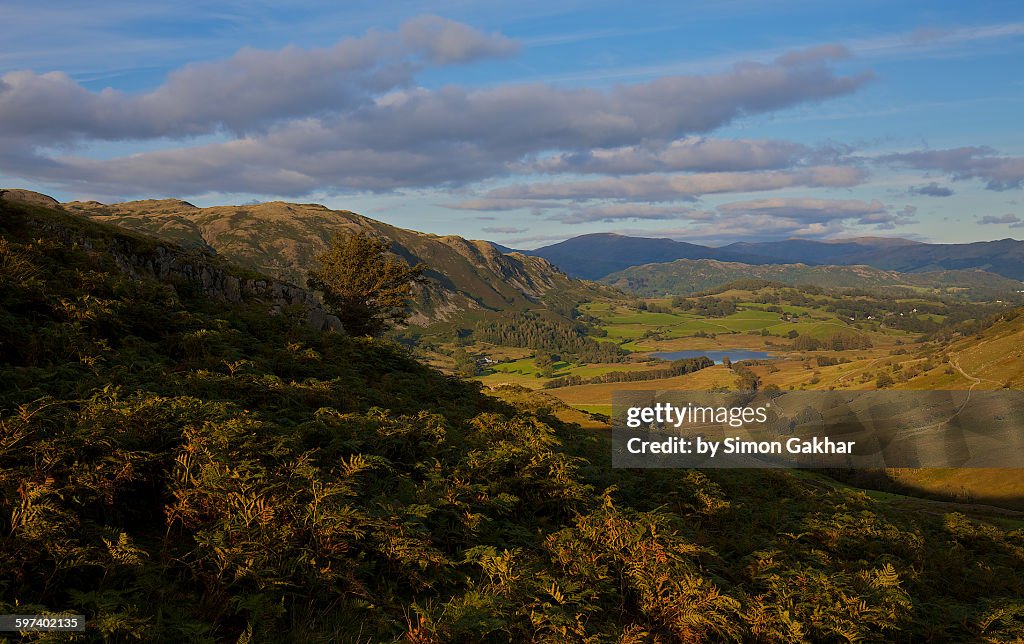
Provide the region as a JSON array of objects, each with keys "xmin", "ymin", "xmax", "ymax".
[{"xmin": 652, "ymin": 349, "xmax": 773, "ymax": 364}]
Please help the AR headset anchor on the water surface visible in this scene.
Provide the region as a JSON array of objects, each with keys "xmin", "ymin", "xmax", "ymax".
[{"xmin": 651, "ymin": 349, "xmax": 772, "ymax": 364}]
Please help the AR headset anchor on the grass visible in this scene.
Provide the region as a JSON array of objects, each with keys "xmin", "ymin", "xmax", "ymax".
[
  {"xmin": 599, "ymin": 311, "xmax": 695, "ymax": 325},
  {"xmin": 580, "ymin": 300, "xmax": 873, "ymax": 341},
  {"xmin": 475, "ymin": 356, "xmax": 661, "ymax": 390},
  {"xmin": 603, "ymin": 324, "xmax": 651, "ymax": 340},
  {"xmin": 487, "ymin": 356, "xmax": 548, "ymax": 376},
  {"xmin": 545, "ymin": 365, "xmax": 739, "ymax": 408}
]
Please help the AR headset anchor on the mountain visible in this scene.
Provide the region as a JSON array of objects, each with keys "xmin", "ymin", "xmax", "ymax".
[
  {"xmin": 525, "ymin": 232, "xmax": 761, "ymax": 280},
  {"xmin": 602, "ymin": 258, "xmax": 1024, "ymax": 299},
  {"xmin": 822, "ymin": 236, "xmax": 923, "ymax": 248},
  {"xmin": 0, "ymin": 188, "xmax": 60, "ymax": 208},
  {"xmin": 487, "ymin": 241, "xmax": 518, "ymax": 254},
  {"xmin": 530, "ymin": 233, "xmax": 1024, "ymax": 281},
  {"xmin": 59, "ymin": 197, "xmax": 608, "ymax": 326},
  {"xmin": 724, "ymin": 238, "xmax": 922, "ymax": 265},
  {"xmin": 4, "ymin": 194, "xmax": 1024, "ymax": 641},
  {"xmin": 726, "ymin": 237, "xmax": 1024, "ymax": 280},
  {"xmin": 0, "ymin": 191, "xmax": 344, "ymax": 334}
]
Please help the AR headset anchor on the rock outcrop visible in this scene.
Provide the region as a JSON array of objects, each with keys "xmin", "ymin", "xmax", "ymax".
[{"xmin": 7, "ymin": 194, "xmax": 344, "ymax": 333}]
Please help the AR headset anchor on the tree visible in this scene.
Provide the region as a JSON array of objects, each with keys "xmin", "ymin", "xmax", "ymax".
[
  {"xmin": 307, "ymin": 231, "xmax": 425, "ymax": 336},
  {"xmin": 452, "ymin": 347, "xmax": 477, "ymax": 377}
]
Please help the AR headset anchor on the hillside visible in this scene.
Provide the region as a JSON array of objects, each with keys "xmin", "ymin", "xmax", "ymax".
[
  {"xmin": 942, "ymin": 307, "xmax": 1024, "ymax": 391},
  {"xmin": 4, "ymin": 196, "xmax": 1024, "ymax": 640},
  {"xmin": 529, "ymin": 233, "xmax": 1024, "ymax": 281},
  {"xmin": 856, "ymin": 307, "xmax": 1024, "ymax": 509},
  {"xmin": 62, "ymin": 197, "xmax": 608, "ymax": 326},
  {"xmin": 602, "ymin": 258, "xmax": 1024, "ymax": 299}
]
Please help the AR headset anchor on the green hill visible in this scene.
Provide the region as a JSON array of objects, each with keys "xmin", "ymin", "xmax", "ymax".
[
  {"xmin": 3, "ymin": 197, "xmax": 1024, "ymax": 641},
  {"xmin": 61, "ymin": 197, "xmax": 610, "ymax": 326},
  {"xmin": 602, "ymin": 258, "xmax": 1024, "ymax": 299}
]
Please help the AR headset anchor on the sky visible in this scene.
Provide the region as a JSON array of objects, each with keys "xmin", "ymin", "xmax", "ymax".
[{"xmin": 2, "ymin": 1, "xmax": 1023, "ymax": 248}]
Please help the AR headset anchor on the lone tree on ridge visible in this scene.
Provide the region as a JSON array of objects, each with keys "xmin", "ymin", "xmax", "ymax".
[{"xmin": 308, "ymin": 231, "xmax": 426, "ymax": 336}]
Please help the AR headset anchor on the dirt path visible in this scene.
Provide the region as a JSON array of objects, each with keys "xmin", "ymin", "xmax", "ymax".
[
  {"xmin": 900, "ymin": 341, "xmax": 1001, "ymax": 436},
  {"xmin": 833, "ymin": 355, "xmax": 888, "ymax": 385}
]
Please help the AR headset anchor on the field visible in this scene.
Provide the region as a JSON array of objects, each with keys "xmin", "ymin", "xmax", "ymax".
[
  {"xmin": 581, "ymin": 300, "xmax": 901, "ymax": 351},
  {"xmin": 477, "ymin": 356, "xmax": 655, "ymax": 387},
  {"xmin": 544, "ymin": 365, "xmax": 740, "ymax": 417}
]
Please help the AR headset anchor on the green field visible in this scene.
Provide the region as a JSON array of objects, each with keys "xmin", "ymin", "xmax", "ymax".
[
  {"xmin": 580, "ymin": 299, "xmax": 873, "ymax": 341},
  {"xmin": 475, "ymin": 355, "xmax": 659, "ymax": 389}
]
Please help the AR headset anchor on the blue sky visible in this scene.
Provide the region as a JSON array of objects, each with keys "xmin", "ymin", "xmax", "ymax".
[{"xmin": 2, "ymin": 0, "xmax": 1023, "ymax": 247}]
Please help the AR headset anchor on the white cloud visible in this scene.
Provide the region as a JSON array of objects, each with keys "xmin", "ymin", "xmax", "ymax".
[
  {"xmin": 553, "ymin": 203, "xmax": 715, "ymax": 224},
  {"xmin": 521, "ymin": 137, "xmax": 811, "ymax": 175},
  {"xmin": 0, "ymin": 31, "xmax": 870, "ymax": 198},
  {"xmin": 481, "ymin": 225, "xmax": 527, "ymax": 233},
  {"xmin": 483, "ymin": 167, "xmax": 865, "ymax": 202},
  {"xmin": 716, "ymin": 197, "xmax": 887, "ymax": 221}
]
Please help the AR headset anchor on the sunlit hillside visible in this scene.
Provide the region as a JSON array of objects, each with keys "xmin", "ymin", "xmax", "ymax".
[{"xmin": 65, "ymin": 198, "xmax": 610, "ymax": 326}]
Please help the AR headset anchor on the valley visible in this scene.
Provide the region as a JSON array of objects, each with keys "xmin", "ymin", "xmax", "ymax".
[
  {"xmin": 4, "ymin": 191, "xmax": 1024, "ymax": 640},
  {"xmin": 421, "ymin": 282, "xmax": 1009, "ymax": 403},
  {"xmin": 413, "ymin": 277, "xmax": 1024, "ymax": 509},
  {"xmin": 48, "ymin": 194, "xmax": 1024, "ymax": 473}
]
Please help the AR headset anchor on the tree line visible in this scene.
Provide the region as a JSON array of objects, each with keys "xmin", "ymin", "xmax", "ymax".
[
  {"xmin": 474, "ymin": 312, "xmax": 627, "ymax": 363},
  {"xmin": 793, "ymin": 333, "xmax": 873, "ymax": 351},
  {"xmin": 543, "ymin": 356, "xmax": 714, "ymax": 389}
]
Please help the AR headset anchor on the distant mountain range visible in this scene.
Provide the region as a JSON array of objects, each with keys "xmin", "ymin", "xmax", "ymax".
[
  {"xmin": 520, "ymin": 233, "xmax": 1024, "ymax": 281},
  {"xmin": 602, "ymin": 258, "xmax": 1024, "ymax": 299},
  {"xmin": 2, "ymin": 192, "xmax": 608, "ymax": 326},
  {"xmin": 516, "ymin": 233, "xmax": 754, "ymax": 280}
]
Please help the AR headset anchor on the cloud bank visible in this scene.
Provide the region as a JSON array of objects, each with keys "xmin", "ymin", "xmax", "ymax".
[
  {"xmin": 977, "ymin": 213, "xmax": 1022, "ymax": 226},
  {"xmin": 883, "ymin": 147, "xmax": 1024, "ymax": 191},
  {"xmin": 0, "ymin": 18, "xmax": 871, "ymax": 198}
]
